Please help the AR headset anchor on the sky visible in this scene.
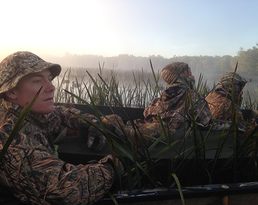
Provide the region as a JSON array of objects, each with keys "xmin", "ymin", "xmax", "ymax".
[{"xmin": 1, "ymin": 0, "xmax": 258, "ymax": 61}]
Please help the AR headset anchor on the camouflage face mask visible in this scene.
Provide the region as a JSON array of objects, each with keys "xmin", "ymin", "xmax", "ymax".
[{"xmin": 173, "ymin": 74, "xmax": 195, "ymax": 88}]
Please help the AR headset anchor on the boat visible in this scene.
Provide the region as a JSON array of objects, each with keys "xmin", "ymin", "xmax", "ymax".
[{"xmin": 56, "ymin": 104, "xmax": 258, "ymax": 205}]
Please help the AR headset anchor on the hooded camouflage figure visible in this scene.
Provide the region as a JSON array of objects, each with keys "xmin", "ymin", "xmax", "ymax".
[
  {"xmin": 217, "ymin": 72, "xmax": 247, "ymax": 105},
  {"xmin": 0, "ymin": 51, "xmax": 61, "ymax": 98},
  {"xmin": 205, "ymin": 72, "xmax": 248, "ymax": 131},
  {"xmin": 161, "ymin": 62, "xmax": 195, "ymax": 87},
  {"xmin": 219, "ymin": 72, "xmax": 247, "ymax": 91},
  {"xmin": 144, "ymin": 62, "xmax": 229, "ymax": 132}
]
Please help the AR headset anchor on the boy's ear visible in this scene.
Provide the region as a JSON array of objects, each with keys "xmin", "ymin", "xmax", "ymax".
[{"xmin": 5, "ymin": 89, "xmax": 17, "ymax": 100}]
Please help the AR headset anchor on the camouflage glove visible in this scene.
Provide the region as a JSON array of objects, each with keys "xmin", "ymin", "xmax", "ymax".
[
  {"xmin": 88, "ymin": 154, "xmax": 125, "ymax": 176},
  {"xmin": 98, "ymin": 154, "xmax": 125, "ymax": 176},
  {"xmin": 87, "ymin": 125, "xmax": 106, "ymax": 151},
  {"xmin": 100, "ymin": 114, "xmax": 125, "ymax": 137},
  {"xmin": 210, "ymin": 119, "xmax": 231, "ymax": 131}
]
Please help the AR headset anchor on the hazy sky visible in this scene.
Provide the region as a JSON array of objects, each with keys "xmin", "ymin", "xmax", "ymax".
[{"xmin": 1, "ymin": 0, "xmax": 257, "ymax": 60}]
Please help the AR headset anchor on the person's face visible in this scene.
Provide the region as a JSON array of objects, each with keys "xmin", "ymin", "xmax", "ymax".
[
  {"xmin": 186, "ymin": 67, "xmax": 195, "ymax": 81},
  {"xmin": 234, "ymin": 84, "xmax": 242, "ymax": 94},
  {"xmin": 10, "ymin": 69, "xmax": 55, "ymax": 115},
  {"xmin": 186, "ymin": 67, "xmax": 195, "ymax": 86}
]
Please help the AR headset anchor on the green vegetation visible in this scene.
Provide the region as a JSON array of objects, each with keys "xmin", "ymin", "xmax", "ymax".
[
  {"xmin": 1, "ymin": 61, "xmax": 258, "ymax": 204},
  {"xmin": 57, "ymin": 64, "xmax": 258, "ymax": 192},
  {"xmin": 55, "ymin": 44, "xmax": 258, "ymax": 75},
  {"xmin": 53, "ymin": 65, "xmax": 164, "ymax": 108},
  {"xmin": 54, "ymin": 44, "xmax": 258, "ymax": 105},
  {"xmin": 53, "ymin": 65, "xmax": 258, "ymax": 109}
]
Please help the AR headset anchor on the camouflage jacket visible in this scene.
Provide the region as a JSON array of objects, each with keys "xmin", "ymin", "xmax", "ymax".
[
  {"xmin": 143, "ymin": 85, "xmax": 214, "ymax": 130},
  {"xmin": 0, "ymin": 100, "xmax": 115, "ymax": 205},
  {"xmin": 205, "ymin": 90, "xmax": 246, "ymax": 130}
]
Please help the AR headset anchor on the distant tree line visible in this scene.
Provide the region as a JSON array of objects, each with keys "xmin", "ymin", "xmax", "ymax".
[
  {"xmin": 49, "ymin": 44, "xmax": 258, "ymax": 104},
  {"xmin": 45, "ymin": 44, "xmax": 258, "ymax": 77}
]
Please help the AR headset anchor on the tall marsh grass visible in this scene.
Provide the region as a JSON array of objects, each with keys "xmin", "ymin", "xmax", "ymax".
[
  {"xmin": 1, "ymin": 62, "xmax": 258, "ymax": 204},
  {"xmin": 53, "ymin": 63, "xmax": 164, "ymax": 108},
  {"xmin": 53, "ymin": 64, "xmax": 258, "ymax": 109},
  {"xmin": 61, "ymin": 63, "xmax": 258, "ymax": 192}
]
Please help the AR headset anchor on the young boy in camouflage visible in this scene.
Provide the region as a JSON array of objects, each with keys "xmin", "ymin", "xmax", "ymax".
[{"xmin": 0, "ymin": 51, "xmax": 120, "ymax": 205}]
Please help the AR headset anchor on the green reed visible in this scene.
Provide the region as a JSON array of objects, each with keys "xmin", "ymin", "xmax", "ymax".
[
  {"xmin": 59, "ymin": 62, "xmax": 258, "ymax": 192},
  {"xmin": 2, "ymin": 63, "xmax": 258, "ymax": 204},
  {"xmin": 52, "ymin": 64, "xmax": 164, "ymax": 108},
  {"xmin": 1, "ymin": 61, "xmax": 258, "ymax": 205}
]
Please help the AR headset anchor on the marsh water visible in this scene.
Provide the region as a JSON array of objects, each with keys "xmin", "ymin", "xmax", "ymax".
[{"xmin": 52, "ymin": 67, "xmax": 258, "ymax": 108}]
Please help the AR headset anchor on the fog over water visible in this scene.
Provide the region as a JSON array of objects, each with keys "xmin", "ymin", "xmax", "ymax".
[
  {"xmin": 47, "ymin": 53, "xmax": 258, "ymax": 88},
  {"xmin": 52, "ymin": 54, "xmax": 258, "ymax": 108}
]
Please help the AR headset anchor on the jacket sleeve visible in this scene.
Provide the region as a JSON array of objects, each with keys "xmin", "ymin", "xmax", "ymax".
[
  {"xmin": 0, "ymin": 143, "xmax": 115, "ymax": 205},
  {"xmin": 53, "ymin": 105, "xmax": 99, "ymax": 130},
  {"xmin": 0, "ymin": 112, "xmax": 115, "ymax": 205},
  {"xmin": 52, "ymin": 105, "xmax": 108, "ymax": 151}
]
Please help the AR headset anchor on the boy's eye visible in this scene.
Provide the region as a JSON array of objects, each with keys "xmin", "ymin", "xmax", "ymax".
[{"xmin": 35, "ymin": 80, "xmax": 41, "ymax": 83}]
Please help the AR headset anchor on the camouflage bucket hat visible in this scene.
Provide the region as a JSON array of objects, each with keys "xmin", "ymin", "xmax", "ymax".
[
  {"xmin": 0, "ymin": 51, "xmax": 61, "ymax": 98},
  {"xmin": 161, "ymin": 62, "xmax": 188, "ymax": 84}
]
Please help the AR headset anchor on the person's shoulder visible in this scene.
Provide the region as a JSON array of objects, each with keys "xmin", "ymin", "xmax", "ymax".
[
  {"xmin": 206, "ymin": 90, "xmax": 228, "ymax": 100},
  {"xmin": 205, "ymin": 91, "xmax": 216, "ymax": 99}
]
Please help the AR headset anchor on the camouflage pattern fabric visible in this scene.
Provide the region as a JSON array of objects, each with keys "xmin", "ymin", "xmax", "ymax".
[
  {"xmin": 218, "ymin": 72, "xmax": 247, "ymax": 92},
  {"xmin": 216, "ymin": 72, "xmax": 248, "ymax": 108},
  {"xmin": 100, "ymin": 114, "xmax": 175, "ymax": 147},
  {"xmin": 143, "ymin": 85, "xmax": 213, "ymax": 131},
  {"xmin": 0, "ymin": 51, "xmax": 61, "ymax": 98},
  {"xmin": 0, "ymin": 100, "xmax": 115, "ymax": 205},
  {"xmin": 124, "ymin": 119, "xmax": 176, "ymax": 146},
  {"xmin": 205, "ymin": 90, "xmax": 246, "ymax": 130},
  {"xmin": 161, "ymin": 62, "xmax": 188, "ymax": 85},
  {"xmin": 101, "ymin": 114, "xmax": 125, "ymax": 137}
]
